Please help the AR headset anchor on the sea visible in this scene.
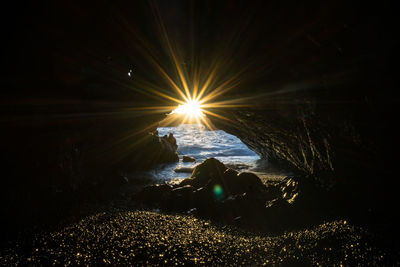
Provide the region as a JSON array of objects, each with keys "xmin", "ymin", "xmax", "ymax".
[{"xmin": 128, "ymin": 123, "xmax": 278, "ymax": 184}]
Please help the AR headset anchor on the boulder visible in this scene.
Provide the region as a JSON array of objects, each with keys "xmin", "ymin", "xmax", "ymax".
[
  {"xmin": 236, "ymin": 172, "xmax": 265, "ymax": 193},
  {"xmin": 220, "ymin": 193, "xmax": 267, "ymax": 229},
  {"xmin": 182, "ymin": 155, "xmax": 196, "ymax": 162},
  {"xmin": 179, "ymin": 178, "xmax": 195, "ymax": 187},
  {"xmin": 222, "ymin": 170, "xmax": 266, "ymax": 196},
  {"xmin": 133, "ymin": 184, "xmax": 173, "ymax": 206},
  {"xmin": 261, "ymin": 176, "xmax": 329, "ymax": 230},
  {"xmin": 174, "ymin": 167, "xmax": 194, "ymax": 173},
  {"xmin": 221, "ymin": 168, "xmax": 240, "ymax": 195},
  {"xmin": 167, "ymin": 185, "xmax": 196, "ymax": 211},
  {"xmin": 190, "ymin": 158, "xmax": 227, "ymax": 187},
  {"xmin": 171, "ymin": 184, "xmax": 195, "ymax": 197},
  {"xmin": 132, "ymin": 158, "xmax": 325, "ymax": 232},
  {"xmin": 192, "ymin": 186, "xmax": 216, "ymax": 217}
]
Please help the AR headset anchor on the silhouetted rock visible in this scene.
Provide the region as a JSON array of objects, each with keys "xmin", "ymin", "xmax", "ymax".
[
  {"xmin": 158, "ymin": 133, "xmax": 180, "ymax": 163},
  {"xmin": 133, "ymin": 158, "xmax": 342, "ymax": 232},
  {"xmin": 279, "ymin": 176, "xmax": 326, "ymax": 210},
  {"xmin": 167, "ymin": 185, "xmax": 196, "ymax": 211},
  {"xmin": 133, "ymin": 184, "xmax": 173, "ymax": 206},
  {"xmin": 189, "ymin": 157, "xmax": 227, "ymax": 187},
  {"xmin": 167, "ymin": 133, "xmax": 178, "ymax": 151},
  {"xmin": 179, "ymin": 178, "xmax": 194, "ymax": 187},
  {"xmin": 182, "ymin": 155, "xmax": 196, "ymax": 162},
  {"xmin": 135, "ymin": 158, "xmax": 288, "ymax": 231},
  {"xmin": 192, "ymin": 186, "xmax": 213, "ymax": 207},
  {"xmin": 174, "ymin": 167, "xmax": 194, "ymax": 173},
  {"xmin": 130, "ymin": 132, "xmax": 179, "ymax": 171},
  {"xmin": 262, "ymin": 176, "xmax": 332, "ymax": 231},
  {"xmin": 236, "ymin": 172, "xmax": 266, "ymax": 194},
  {"xmin": 220, "ymin": 192, "xmax": 267, "ymax": 229}
]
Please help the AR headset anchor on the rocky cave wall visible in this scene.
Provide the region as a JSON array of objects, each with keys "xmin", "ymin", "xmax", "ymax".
[{"xmin": 2, "ymin": 1, "xmax": 399, "ymax": 234}]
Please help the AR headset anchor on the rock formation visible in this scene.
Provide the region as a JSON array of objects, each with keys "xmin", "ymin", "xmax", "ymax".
[
  {"xmin": 2, "ymin": 0, "xmax": 399, "ymax": 243},
  {"xmin": 182, "ymin": 155, "xmax": 196, "ymax": 162},
  {"xmin": 134, "ymin": 158, "xmax": 330, "ymax": 232}
]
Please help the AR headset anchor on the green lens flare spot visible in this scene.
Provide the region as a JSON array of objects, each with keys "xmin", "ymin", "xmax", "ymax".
[{"xmin": 213, "ymin": 184, "xmax": 224, "ymax": 199}]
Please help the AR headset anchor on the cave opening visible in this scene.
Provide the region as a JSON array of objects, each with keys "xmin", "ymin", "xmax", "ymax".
[
  {"xmin": 140, "ymin": 122, "xmax": 288, "ymax": 185},
  {"xmin": 2, "ymin": 0, "xmax": 399, "ymax": 264}
]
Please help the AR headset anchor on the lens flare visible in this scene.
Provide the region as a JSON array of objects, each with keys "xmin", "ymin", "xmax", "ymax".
[
  {"xmin": 118, "ymin": 1, "xmax": 255, "ymax": 130},
  {"xmin": 213, "ymin": 184, "xmax": 224, "ymax": 200},
  {"xmin": 172, "ymin": 99, "xmax": 203, "ymax": 118}
]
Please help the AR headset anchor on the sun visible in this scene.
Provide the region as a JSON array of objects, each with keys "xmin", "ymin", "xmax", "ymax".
[{"xmin": 171, "ymin": 99, "xmax": 204, "ymax": 118}]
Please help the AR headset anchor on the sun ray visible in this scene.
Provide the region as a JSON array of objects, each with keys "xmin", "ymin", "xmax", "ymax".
[
  {"xmin": 180, "ymin": 114, "xmax": 189, "ymax": 125},
  {"xmin": 195, "ymin": 116, "xmax": 202, "ymax": 127},
  {"xmin": 202, "ymin": 110, "xmax": 233, "ymax": 122},
  {"xmin": 114, "ymin": 74, "xmax": 187, "ymax": 105},
  {"xmin": 199, "ymin": 77, "xmax": 242, "ymax": 104},
  {"xmin": 146, "ymin": 57, "xmax": 190, "ymax": 102},
  {"xmin": 159, "ymin": 112, "xmax": 183, "ymax": 126},
  {"xmin": 150, "ymin": 1, "xmax": 192, "ymax": 101},
  {"xmin": 110, "ymin": 1, "xmax": 262, "ymax": 129},
  {"xmin": 115, "ymin": 11, "xmax": 190, "ymax": 104},
  {"xmin": 199, "ymin": 116, "xmax": 215, "ymax": 131},
  {"xmin": 201, "ymin": 103, "xmax": 249, "ymax": 109},
  {"xmin": 125, "ymin": 105, "xmax": 178, "ymax": 111},
  {"xmin": 196, "ymin": 64, "xmax": 219, "ymax": 102},
  {"xmin": 136, "ymin": 85, "xmax": 186, "ymax": 105},
  {"xmin": 192, "ymin": 65, "xmax": 200, "ymax": 101}
]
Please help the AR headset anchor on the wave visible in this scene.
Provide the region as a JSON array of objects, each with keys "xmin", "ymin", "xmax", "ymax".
[{"xmin": 151, "ymin": 124, "xmax": 261, "ymax": 181}]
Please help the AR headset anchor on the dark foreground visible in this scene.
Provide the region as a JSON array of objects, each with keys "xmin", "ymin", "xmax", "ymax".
[
  {"xmin": 1, "ymin": 207, "xmax": 398, "ymax": 266},
  {"xmin": 1, "ymin": 158, "xmax": 399, "ymax": 266}
]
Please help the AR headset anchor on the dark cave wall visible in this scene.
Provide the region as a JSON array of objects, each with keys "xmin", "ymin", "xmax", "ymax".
[
  {"xmin": 210, "ymin": 94, "xmax": 399, "ymax": 228},
  {"xmin": 212, "ymin": 101, "xmax": 382, "ymax": 182},
  {"xmin": 1, "ymin": 0, "xmax": 399, "ymax": 234},
  {"xmin": 206, "ymin": 0, "xmax": 400, "ymax": 185},
  {"xmin": 0, "ymin": 1, "xmax": 175, "ymax": 232},
  {"xmin": 212, "ymin": 108, "xmax": 335, "ymax": 176},
  {"xmin": 1, "ymin": 1, "xmax": 171, "ymax": 183},
  {"xmin": 2, "ymin": 0, "xmax": 397, "ymax": 184}
]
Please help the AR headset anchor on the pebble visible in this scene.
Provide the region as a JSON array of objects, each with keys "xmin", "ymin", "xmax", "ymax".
[{"xmin": 1, "ymin": 209, "xmax": 398, "ymax": 266}]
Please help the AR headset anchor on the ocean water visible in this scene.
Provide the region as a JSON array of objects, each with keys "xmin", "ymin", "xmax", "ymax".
[{"xmin": 139, "ymin": 124, "xmax": 262, "ymax": 183}]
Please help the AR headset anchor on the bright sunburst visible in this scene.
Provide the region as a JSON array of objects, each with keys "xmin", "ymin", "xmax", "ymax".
[
  {"xmin": 171, "ymin": 99, "xmax": 203, "ymax": 118},
  {"xmin": 122, "ymin": 2, "xmax": 253, "ymax": 130}
]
